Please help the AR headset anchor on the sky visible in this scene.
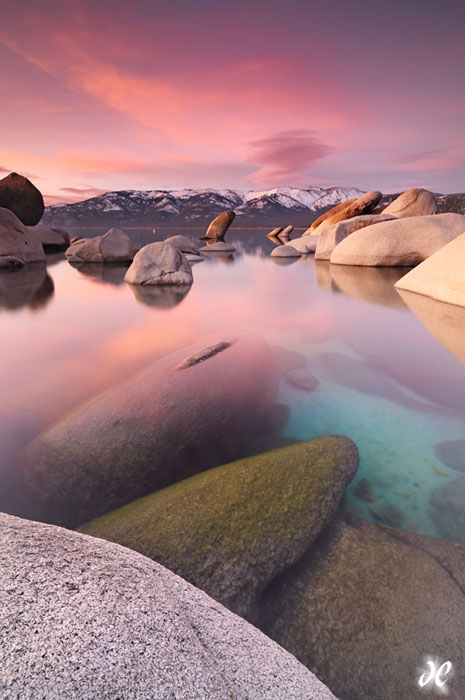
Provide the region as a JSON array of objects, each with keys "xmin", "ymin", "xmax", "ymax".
[{"xmin": 1, "ymin": 0, "xmax": 464, "ymax": 204}]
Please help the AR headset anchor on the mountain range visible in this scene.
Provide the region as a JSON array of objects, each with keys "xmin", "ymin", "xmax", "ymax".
[
  {"xmin": 41, "ymin": 185, "xmax": 365, "ymax": 228},
  {"xmin": 41, "ymin": 186, "xmax": 464, "ymax": 229}
]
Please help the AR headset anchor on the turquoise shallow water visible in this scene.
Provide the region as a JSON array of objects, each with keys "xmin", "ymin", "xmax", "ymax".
[{"xmin": 1, "ymin": 227, "xmax": 465, "ymax": 540}]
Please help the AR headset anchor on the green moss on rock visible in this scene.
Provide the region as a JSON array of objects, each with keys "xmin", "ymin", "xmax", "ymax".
[{"xmin": 80, "ymin": 435, "xmax": 358, "ymax": 619}]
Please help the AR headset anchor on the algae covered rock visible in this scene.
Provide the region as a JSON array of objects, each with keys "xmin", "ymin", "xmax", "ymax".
[
  {"xmin": 80, "ymin": 436, "xmax": 359, "ymax": 618},
  {"xmin": 1, "ymin": 512, "xmax": 336, "ymax": 700},
  {"xmin": 21, "ymin": 334, "xmax": 279, "ymax": 527},
  {"xmin": 259, "ymin": 515, "xmax": 465, "ymax": 700}
]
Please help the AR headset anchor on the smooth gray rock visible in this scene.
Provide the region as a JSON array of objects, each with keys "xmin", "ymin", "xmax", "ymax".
[
  {"xmin": 27, "ymin": 226, "xmax": 70, "ymax": 250},
  {"xmin": 382, "ymin": 188, "xmax": 437, "ymax": 218},
  {"xmin": 331, "ymin": 213, "xmax": 465, "ymax": 267},
  {"xmin": 125, "ymin": 242, "xmax": 193, "ymax": 285},
  {"xmin": 285, "ymin": 236, "xmax": 318, "ymax": 253},
  {"xmin": 314, "ymin": 214, "xmax": 396, "ymax": 261},
  {"xmin": 0, "ymin": 208, "xmax": 45, "ymax": 266},
  {"xmin": 164, "ymin": 234, "xmax": 200, "ymax": 256},
  {"xmin": 21, "ymin": 334, "xmax": 279, "ymax": 526},
  {"xmin": 395, "ymin": 230, "xmax": 465, "ymax": 305},
  {"xmin": 66, "ymin": 228, "xmax": 138, "ymax": 263},
  {"xmin": 0, "ymin": 512, "xmax": 336, "ymax": 700},
  {"xmin": 0, "ymin": 172, "xmax": 44, "ymax": 226},
  {"xmin": 270, "ymin": 245, "xmax": 301, "ymax": 258},
  {"xmin": 204, "ymin": 210, "xmax": 235, "ymax": 239}
]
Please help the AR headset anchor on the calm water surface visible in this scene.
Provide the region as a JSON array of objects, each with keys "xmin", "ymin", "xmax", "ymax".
[{"xmin": 1, "ymin": 227, "xmax": 465, "ymax": 540}]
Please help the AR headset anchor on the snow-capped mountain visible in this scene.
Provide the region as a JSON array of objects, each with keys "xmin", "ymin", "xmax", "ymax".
[{"xmin": 42, "ymin": 185, "xmax": 365, "ymax": 228}]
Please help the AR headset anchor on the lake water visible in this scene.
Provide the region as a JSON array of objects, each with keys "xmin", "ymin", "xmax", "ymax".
[{"xmin": 1, "ymin": 227, "xmax": 465, "ymax": 541}]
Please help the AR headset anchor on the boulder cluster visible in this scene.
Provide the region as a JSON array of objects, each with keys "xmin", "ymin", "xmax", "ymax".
[{"xmin": 269, "ymin": 186, "xmax": 465, "ymax": 309}]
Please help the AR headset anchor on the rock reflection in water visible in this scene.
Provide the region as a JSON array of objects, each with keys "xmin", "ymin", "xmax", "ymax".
[
  {"xmin": 316, "ymin": 263, "xmax": 409, "ymax": 309},
  {"xmin": 398, "ymin": 290, "xmax": 465, "ymax": 367},
  {"xmin": 0, "ymin": 264, "xmax": 54, "ymax": 311},
  {"xmin": 129, "ymin": 282, "xmax": 193, "ymax": 308},
  {"xmin": 70, "ymin": 262, "xmax": 129, "ymax": 286}
]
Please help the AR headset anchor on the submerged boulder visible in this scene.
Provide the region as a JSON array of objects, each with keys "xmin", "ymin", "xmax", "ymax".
[
  {"xmin": 204, "ymin": 210, "xmax": 235, "ymax": 240},
  {"xmin": 21, "ymin": 334, "xmax": 279, "ymax": 527},
  {"xmin": 395, "ymin": 230, "xmax": 465, "ymax": 305},
  {"xmin": 314, "ymin": 214, "xmax": 395, "ymax": 261},
  {"xmin": 27, "ymin": 226, "xmax": 70, "ymax": 250},
  {"xmin": 0, "ymin": 172, "xmax": 44, "ymax": 226},
  {"xmin": 0, "ymin": 208, "xmax": 45, "ymax": 267},
  {"xmin": 125, "ymin": 242, "xmax": 193, "ymax": 285},
  {"xmin": 0, "ymin": 512, "xmax": 336, "ymax": 700},
  {"xmin": 382, "ymin": 188, "xmax": 437, "ymax": 218},
  {"xmin": 259, "ymin": 515, "xmax": 465, "ymax": 700},
  {"xmin": 430, "ymin": 476, "xmax": 465, "ymax": 544},
  {"xmin": 66, "ymin": 228, "xmax": 138, "ymax": 263},
  {"xmin": 331, "ymin": 213, "xmax": 465, "ymax": 266},
  {"xmin": 81, "ymin": 436, "xmax": 359, "ymax": 619}
]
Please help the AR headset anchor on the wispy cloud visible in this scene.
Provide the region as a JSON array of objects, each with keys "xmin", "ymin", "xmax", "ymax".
[{"xmin": 246, "ymin": 130, "xmax": 333, "ymax": 185}]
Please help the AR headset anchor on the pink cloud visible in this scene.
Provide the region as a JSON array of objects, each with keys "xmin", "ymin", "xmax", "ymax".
[{"xmin": 246, "ymin": 130, "xmax": 333, "ymax": 185}]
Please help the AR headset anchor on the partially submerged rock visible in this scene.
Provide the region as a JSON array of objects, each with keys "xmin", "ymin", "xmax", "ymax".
[
  {"xmin": 27, "ymin": 226, "xmax": 69, "ymax": 251},
  {"xmin": 164, "ymin": 234, "xmax": 200, "ymax": 256},
  {"xmin": 434, "ymin": 439, "xmax": 465, "ymax": 473},
  {"xmin": 278, "ymin": 225, "xmax": 294, "ymax": 240},
  {"xmin": 259, "ymin": 515, "xmax": 465, "ymax": 700},
  {"xmin": 204, "ymin": 210, "xmax": 235, "ymax": 240},
  {"xmin": 21, "ymin": 334, "xmax": 279, "ymax": 526},
  {"xmin": 314, "ymin": 214, "xmax": 395, "ymax": 261},
  {"xmin": 270, "ymin": 245, "xmax": 301, "ymax": 258},
  {"xmin": 0, "ymin": 172, "xmax": 44, "ymax": 226},
  {"xmin": 0, "ymin": 208, "xmax": 45, "ymax": 267},
  {"xmin": 331, "ymin": 213, "xmax": 465, "ymax": 266},
  {"xmin": 267, "ymin": 226, "xmax": 283, "ymax": 237},
  {"xmin": 395, "ymin": 230, "xmax": 465, "ymax": 305},
  {"xmin": 199, "ymin": 241, "xmax": 236, "ymax": 253},
  {"xmin": 125, "ymin": 242, "xmax": 193, "ymax": 285},
  {"xmin": 81, "ymin": 436, "xmax": 358, "ymax": 619},
  {"xmin": 1, "ymin": 512, "xmax": 336, "ymax": 700},
  {"xmin": 382, "ymin": 188, "xmax": 438, "ymax": 218},
  {"xmin": 66, "ymin": 228, "xmax": 138, "ymax": 263},
  {"xmin": 284, "ymin": 236, "xmax": 316, "ymax": 253}
]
